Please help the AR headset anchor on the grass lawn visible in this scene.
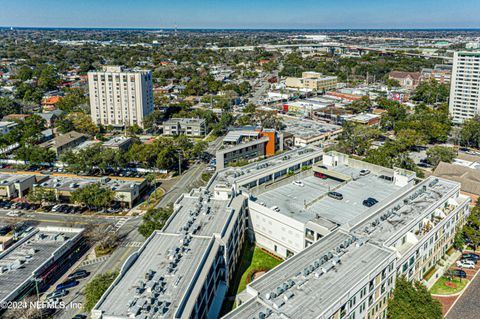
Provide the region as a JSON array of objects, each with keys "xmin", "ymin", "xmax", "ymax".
[
  {"xmin": 220, "ymin": 242, "xmax": 283, "ymax": 315},
  {"xmin": 430, "ymin": 276, "xmax": 469, "ymax": 295}
]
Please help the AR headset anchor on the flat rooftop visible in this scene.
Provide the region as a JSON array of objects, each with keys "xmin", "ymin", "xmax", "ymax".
[
  {"xmin": 281, "ymin": 117, "xmax": 342, "ymax": 140},
  {"xmin": 38, "ymin": 175, "xmax": 143, "ymax": 193},
  {"xmin": 95, "ymin": 232, "xmax": 214, "ymax": 319},
  {"xmin": 0, "ymin": 173, "xmax": 34, "ymax": 186},
  {"xmin": 0, "ymin": 227, "xmax": 82, "ymax": 302},
  {"xmin": 212, "ymin": 147, "xmax": 323, "ymax": 190},
  {"xmin": 352, "ymin": 177, "xmax": 463, "ymax": 246},
  {"xmin": 163, "ymin": 188, "xmax": 234, "ymax": 237},
  {"xmin": 233, "ymin": 230, "xmax": 393, "ymax": 319},
  {"xmin": 254, "ymin": 165, "xmax": 401, "ymax": 226}
]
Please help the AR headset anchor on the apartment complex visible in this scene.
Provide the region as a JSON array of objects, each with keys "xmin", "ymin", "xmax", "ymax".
[
  {"xmin": 162, "ymin": 118, "xmax": 207, "ymax": 137},
  {"xmin": 88, "ymin": 66, "xmax": 154, "ymax": 128},
  {"xmin": 92, "ymin": 149, "xmax": 470, "ymax": 319},
  {"xmin": 449, "ymin": 51, "xmax": 480, "ymax": 124},
  {"xmin": 286, "ymin": 72, "xmax": 338, "ymax": 92}
]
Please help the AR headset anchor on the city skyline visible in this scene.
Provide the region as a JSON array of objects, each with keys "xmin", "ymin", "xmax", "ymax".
[{"xmin": 2, "ymin": 0, "xmax": 480, "ymax": 29}]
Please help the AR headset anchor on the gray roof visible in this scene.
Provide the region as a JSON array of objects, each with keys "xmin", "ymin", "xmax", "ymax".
[
  {"xmin": 95, "ymin": 233, "xmax": 216, "ymax": 319},
  {"xmin": 351, "ymin": 177, "xmax": 462, "ymax": 246},
  {"xmin": 0, "ymin": 227, "xmax": 83, "ymax": 303},
  {"xmin": 163, "ymin": 190, "xmax": 234, "ymax": 237},
  {"xmin": 232, "ymin": 230, "xmax": 394, "ymax": 319},
  {"xmin": 254, "ymin": 165, "xmax": 401, "ymax": 226},
  {"xmin": 433, "ymin": 161, "xmax": 480, "ymax": 195}
]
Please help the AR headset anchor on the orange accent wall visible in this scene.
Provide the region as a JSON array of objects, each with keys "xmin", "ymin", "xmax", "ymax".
[{"xmin": 259, "ymin": 131, "xmax": 276, "ymax": 156}]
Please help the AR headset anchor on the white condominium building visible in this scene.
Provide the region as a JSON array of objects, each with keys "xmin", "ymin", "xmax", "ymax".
[
  {"xmin": 88, "ymin": 66, "xmax": 154, "ymax": 128},
  {"xmin": 449, "ymin": 51, "xmax": 480, "ymax": 124}
]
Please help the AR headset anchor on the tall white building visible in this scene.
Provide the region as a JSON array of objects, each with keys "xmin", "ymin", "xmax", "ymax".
[
  {"xmin": 88, "ymin": 66, "xmax": 154, "ymax": 128},
  {"xmin": 449, "ymin": 51, "xmax": 480, "ymax": 124}
]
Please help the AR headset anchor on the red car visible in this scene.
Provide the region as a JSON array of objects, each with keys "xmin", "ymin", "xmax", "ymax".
[{"xmin": 314, "ymin": 172, "xmax": 328, "ymax": 179}]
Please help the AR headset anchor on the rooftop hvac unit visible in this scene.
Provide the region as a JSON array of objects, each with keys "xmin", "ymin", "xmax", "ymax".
[
  {"xmin": 265, "ymin": 292, "xmax": 277, "ymax": 300},
  {"xmin": 283, "ymin": 291, "xmax": 294, "ymax": 301}
]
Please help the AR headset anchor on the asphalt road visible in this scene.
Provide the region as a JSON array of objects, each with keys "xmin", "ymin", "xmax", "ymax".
[{"xmin": 446, "ymin": 269, "xmax": 480, "ymax": 319}]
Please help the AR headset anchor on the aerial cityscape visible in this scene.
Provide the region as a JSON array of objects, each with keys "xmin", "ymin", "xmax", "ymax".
[{"xmin": 0, "ymin": 2, "xmax": 480, "ymax": 319}]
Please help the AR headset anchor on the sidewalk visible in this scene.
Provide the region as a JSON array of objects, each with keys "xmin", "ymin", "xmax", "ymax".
[{"xmin": 424, "ymin": 250, "xmax": 461, "ymax": 289}]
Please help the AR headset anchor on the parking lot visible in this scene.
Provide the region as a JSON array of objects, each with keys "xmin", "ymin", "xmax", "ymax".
[{"xmin": 433, "ymin": 251, "xmax": 480, "ymax": 317}]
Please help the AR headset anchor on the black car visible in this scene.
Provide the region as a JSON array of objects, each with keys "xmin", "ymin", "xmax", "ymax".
[
  {"xmin": 328, "ymin": 192, "xmax": 343, "ymax": 200},
  {"xmin": 363, "ymin": 197, "xmax": 379, "ymax": 207},
  {"xmin": 462, "ymin": 253, "xmax": 480, "ymax": 262},
  {"xmin": 68, "ymin": 269, "xmax": 89, "ymax": 280},
  {"xmin": 72, "ymin": 314, "xmax": 87, "ymax": 319},
  {"xmin": 450, "ymin": 269, "xmax": 467, "ymax": 278}
]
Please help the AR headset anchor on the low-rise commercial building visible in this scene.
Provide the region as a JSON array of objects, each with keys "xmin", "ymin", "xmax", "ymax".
[
  {"xmin": 281, "ymin": 117, "xmax": 342, "ymax": 147},
  {"xmin": 39, "ymin": 131, "xmax": 89, "ymax": 156},
  {"xmin": 0, "ymin": 174, "xmax": 36, "ymax": 199},
  {"xmin": 215, "ymin": 128, "xmax": 283, "ymax": 170},
  {"xmin": 0, "ymin": 226, "xmax": 85, "ymax": 306},
  {"xmin": 286, "ymin": 72, "xmax": 338, "ymax": 93},
  {"xmin": 103, "ymin": 136, "xmax": 134, "ymax": 151},
  {"xmin": 162, "ymin": 118, "xmax": 207, "ymax": 137},
  {"xmin": 35, "ymin": 176, "xmax": 146, "ymax": 208}
]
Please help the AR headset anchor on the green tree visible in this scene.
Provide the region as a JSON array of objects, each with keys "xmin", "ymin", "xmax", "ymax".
[
  {"xmin": 426, "ymin": 146, "xmax": 456, "ymax": 167},
  {"xmin": 71, "ymin": 184, "xmax": 115, "ymax": 209},
  {"xmin": 346, "ymin": 96, "xmax": 372, "ymax": 114},
  {"xmin": 243, "ymin": 103, "xmax": 256, "ymax": 114},
  {"xmin": 412, "ymin": 79, "xmax": 450, "ymax": 104},
  {"xmin": 0, "ymin": 97, "xmax": 21, "ymax": 117},
  {"xmin": 56, "ymin": 89, "xmax": 87, "ymax": 113},
  {"xmin": 459, "ymin": 117, "xmax": 480, "ymax": 149},
  {"xmin": 83, "ymin": 271, "xmax": 119, "ymax": 312},
  {"xmin": 37, "ymin": 65, "xmax": 60, "ymax": 90},
  {"xmin": 387, "ymin": 276, "xmax": 442, "ymax": 319},
  {"xmin": 27, "ymin": 188, "xmax": 57, "ymax": 204},
  {"xmin": 453, "ymin": 226, "xmax": 465, "ymax": 251},
  {"xmin": 464, "ymin": 207, "xmax": 480, "ymax": 250},
  {"xmin": 138, "ymin": 206, "xmax": 173, "ymax": 238}
]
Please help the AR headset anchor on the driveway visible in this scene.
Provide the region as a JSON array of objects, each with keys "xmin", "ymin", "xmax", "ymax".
[{"xmin": 446, "ymin": 265, "xmax": 480, "ymax": 319}]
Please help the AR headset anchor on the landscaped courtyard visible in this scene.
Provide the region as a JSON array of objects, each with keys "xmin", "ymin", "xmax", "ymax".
[{"xmin": 430, "ymin": 276, "xmax": 469, "ymax": 295}]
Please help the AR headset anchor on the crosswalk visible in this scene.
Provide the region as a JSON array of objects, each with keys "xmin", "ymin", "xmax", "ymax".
[
  {"xmin": 121, "ymin": 241, "xmax": 143, "ymax": 248},
  {"xmin": 81, "ymin": 255, "xmax": 109, "ymax": 266},
  {"xmin": 108, "ymin": 217, "xmax": 129, "ymax": 233}
]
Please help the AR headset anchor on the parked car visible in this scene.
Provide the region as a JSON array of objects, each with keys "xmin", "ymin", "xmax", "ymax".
[
  {"xmin": 292, "ymin": 180, "xmax": 304, "ymax": 187},
  {"xmin": 359, "ymin": 169, "xmax": 370, "ymax": 176},
  {"xmin": 450, "ymin": 269, "xmax": 467, "ymax": 278},
  {"xmin": 72, "ymin": 315, "xmax": 87, "ymax": 319},
  {"xmin": 456, "ymin": 259, "xmax": 475, "ymax": 269},
  {"xmin": 56, "ymin": 279, "xmax": 78, "ymax": 291},
  {"xmin": 363, "ymin": 197, "xmax": 378, "ymax": 207},
  {"xmin": 314, "ymin": 172, "xmax": 328, "ymax": 179},
  {"xmin": 462, "ymin": 253, "xmax": 480, "ymax": 262},
  {"xmin": 47, "ymin": 289, "xmax": 68, "ymax": 299},
  {"xmin": 68, "ymin": 269, "xmax": 89, "ymax": 280},
  {"xmin": 270, "ymin": 206, "xmax": 281, "ymax": 212},
  {"xmin": 328, "ymin": 192, "xmax": 343, "ymax": 200}
]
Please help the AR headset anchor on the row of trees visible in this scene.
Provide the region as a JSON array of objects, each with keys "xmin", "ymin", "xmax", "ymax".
[{"xmin": 60, "ymin": 135, "xmax": 207, "ymax": 173}]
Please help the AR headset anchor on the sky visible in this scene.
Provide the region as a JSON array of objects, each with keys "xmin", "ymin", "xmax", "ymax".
[{"xmin": 1, "ymin": 0, "xmax": 480, "ymax": 29}]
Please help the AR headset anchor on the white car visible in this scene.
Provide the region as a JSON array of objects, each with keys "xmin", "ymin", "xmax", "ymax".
[
  {"xmin": 456, "ymin": 259, "xmax": 475, "ymax": 269},
  {"xmin": 292, "ymin": 180, "xmax": 304, "ymax": 187},
  {"xmin": 6, "ymin": 211, "xmax": 19, "ymax": 217},
  {"xmin": 360, "ymin": 169, "xmax": 371, "ymax": 176}
]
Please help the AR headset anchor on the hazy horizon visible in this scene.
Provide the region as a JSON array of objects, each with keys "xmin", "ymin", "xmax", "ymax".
[{"xmin": 2, "ymin": 0, "xmax": 480, "ymax": 29}]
